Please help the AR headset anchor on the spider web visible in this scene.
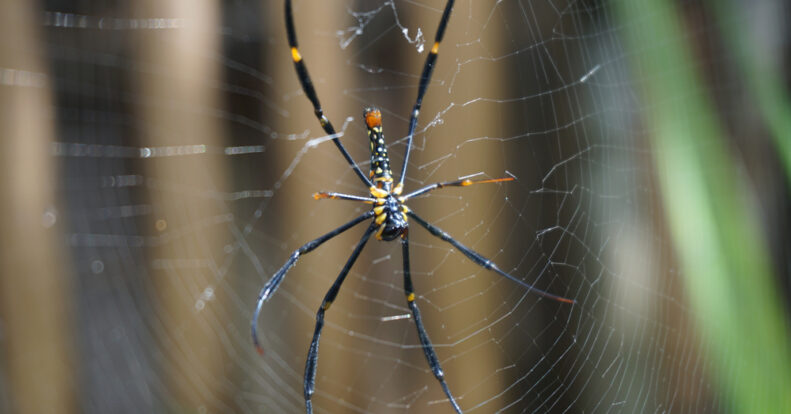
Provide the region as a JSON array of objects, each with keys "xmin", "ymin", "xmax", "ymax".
[{"xmin": 30, "ymin": 0, "xmax": 768, "ymax": 412}]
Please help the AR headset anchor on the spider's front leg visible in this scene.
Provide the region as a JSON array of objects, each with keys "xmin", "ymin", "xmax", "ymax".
[
  {"xmin": 251, "ymin": 211, "xmax": 375, "ymax": 354},
  {"xmin": 303, "ymin": 223, "xmax": 378, "ymax": 414},
  {"xmin": 401, "ymin": 234, "xmax": 463, "ymax": 414}
]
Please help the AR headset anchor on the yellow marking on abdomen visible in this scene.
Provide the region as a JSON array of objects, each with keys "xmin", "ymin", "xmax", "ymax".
[
  {"xmin": 370, "ymin": 187, "xmax": 388, "ymax": 198},
  {"xmin": 291, "ymin": 47, "xmax": 302, "ymax": 62}
]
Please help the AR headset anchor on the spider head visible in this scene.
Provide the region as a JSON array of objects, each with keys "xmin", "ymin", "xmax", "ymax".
[
  {"xmin": 376, "ymin": 196, "xmax": 408, "ymax": 241},
  {"xmin": 379, "ymin": 214, "xmax": 407, "ymax": 241}
]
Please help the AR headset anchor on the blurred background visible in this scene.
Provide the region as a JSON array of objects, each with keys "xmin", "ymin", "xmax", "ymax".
[{"xmin": 1, "ymin": 0, "xmax": 789, "ymax": 413}]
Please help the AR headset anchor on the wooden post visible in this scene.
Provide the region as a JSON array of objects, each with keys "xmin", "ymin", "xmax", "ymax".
[
  {"xmin": 134, "ymin": 1, "xmax": 231, "ymax": 410},
  {"xmin": 0, "ymin": 1, "xmax": 76, "ymax": 413}
]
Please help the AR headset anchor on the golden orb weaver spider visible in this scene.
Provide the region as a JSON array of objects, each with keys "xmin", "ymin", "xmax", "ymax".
[{"xmin": 252, "ymin": 1, "xmax": 576, "ymax": 413}]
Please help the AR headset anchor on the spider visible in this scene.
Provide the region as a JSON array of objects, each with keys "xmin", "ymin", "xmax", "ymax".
[{"xmin": 252, "ymin": 1, "xmax": 575, "ymax": 413}]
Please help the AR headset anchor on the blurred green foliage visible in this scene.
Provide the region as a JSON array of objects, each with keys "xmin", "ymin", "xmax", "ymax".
[
  {"xmin": 614, "ymin": 0, "xmax": 791, "ymax": 412},
  {"xmin": 709, "ymin": 1, "xmax": 791, "ymax": 183}
]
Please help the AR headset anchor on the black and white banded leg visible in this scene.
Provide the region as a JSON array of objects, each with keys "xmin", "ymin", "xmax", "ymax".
[
  {"xmin": 304, "ymin": 223, "xmax": 378, "ymax": 414},
  {"xmin": 398, "ymin": 0, "xmax": 456, "ymax": 190},
  {"xmin": 251, "ymin": 210, "xmax": 376, "ymax": 353},
  {"xmin": 285, "ymin": 0, "xmax": 373, "ymax": 189},
  {"xmin": 402, "ymin": 234, "xmax": 463, "ymax": 414},
  {"xmin": 408, "ymin": 211, "xmax": 575, "ymax": 304}
]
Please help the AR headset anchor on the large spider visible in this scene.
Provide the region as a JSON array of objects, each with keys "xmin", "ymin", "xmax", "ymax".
[{"xmin": 252, "ymin": 1, "xmax": 575, "ymax": 412}]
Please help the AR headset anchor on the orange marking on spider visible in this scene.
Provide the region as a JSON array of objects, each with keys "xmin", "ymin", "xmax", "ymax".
[
  {"xmin": 461, "ymin": 177, "xmax": 515, "ymax": 186},
  {"xmin": 364, "ymin": 108, "xmax": 382, "ymax": 128}
]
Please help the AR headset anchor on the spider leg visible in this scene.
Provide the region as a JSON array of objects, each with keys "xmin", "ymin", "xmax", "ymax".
[
  {"xmin": 397, "ymin": 0, "xmax": 456, "ymax": 191},
  {"xmin": 251, "ymin": 210, "xmax": 375, "ymax": 353},
  {"xmin": 407, "ymin": 211, "xmax": 576, "ymax": 304},
  {"xmin": 402, "ymin": 234, "xmax": 463, "ymax": 414},
  {"xmin": 401, "ymin": 176, "xmax": 514, "ymax": 201},
  {"xmin": 285, "ymin": 0, "xmax": 373, "ymax": 188},
  {"xmin": 313, "ymin": 191, "xmax": 377, "ymax": 203},
  {"xmin": 304, "ymin": 223, "xmax": 378, "ymax": 414}
]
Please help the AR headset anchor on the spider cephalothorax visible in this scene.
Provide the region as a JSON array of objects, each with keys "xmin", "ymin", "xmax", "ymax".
[
  {"xmin": 373, "ymin": 193, "xmax": 408, "ymax": 241},
  {"xmin": 251, "ymin": 1, "xmax": 575, "ymax": 413}
]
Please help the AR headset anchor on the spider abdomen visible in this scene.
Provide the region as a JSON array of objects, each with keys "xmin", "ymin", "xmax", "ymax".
[{"xmin": 364, "ymin": 107, "xmax": 394, "ymax": 191}]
